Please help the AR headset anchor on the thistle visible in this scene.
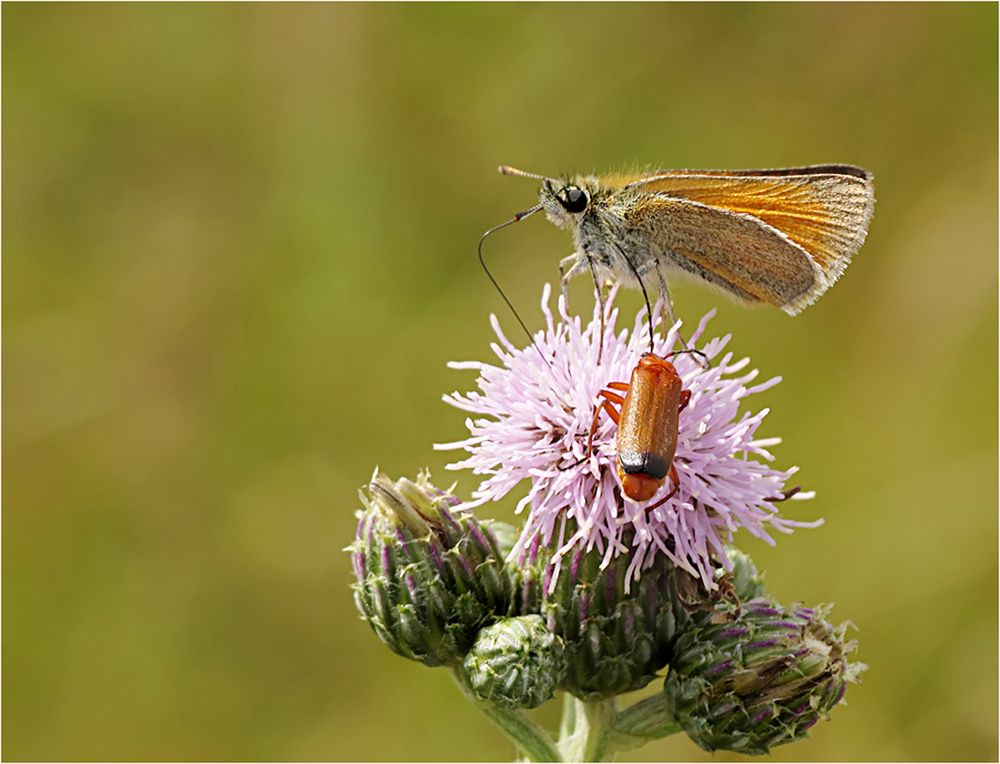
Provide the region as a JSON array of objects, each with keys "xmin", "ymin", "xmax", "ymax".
[
  {"xmin": 349, "ymin": 469, "xmax": 512, "ymax": 666},
  {"xmin": 663, "ymin": 598, "xmax": 866, "ymax": 755},
  {"xmin": 348, "ymin": 285, "xmax": 865, "ymax": 762}
]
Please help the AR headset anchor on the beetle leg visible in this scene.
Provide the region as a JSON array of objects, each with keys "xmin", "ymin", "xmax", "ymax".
[
  {"xmin": 598, "ymin": 390, "xmax": 625, "ymax": 409},
  {"xmin": 607, "ymin": 381, "xmax": 630, "ymax": 391},
  {"xmin": 764, "ymin": 485, "xmax": 802, "ymax": 502},
  {"xmin": 585, "ymin": 392, "xmax": 622, "ymax": 457},
  {"xmin": 644, "ymin": 464, "xmax": 681, "ymax": 513},
  {"xmin": 561, "ymin": 390, "xmax": 624, "ymax": 471},
  {"xmin": 678, "ymin": 389, "xmax": 692, "ymax": 413}
]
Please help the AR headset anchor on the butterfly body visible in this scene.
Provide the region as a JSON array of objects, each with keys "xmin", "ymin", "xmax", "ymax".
[{"xmin": 512, "ymin": 164, "xmax": 875, "ymax": 315}]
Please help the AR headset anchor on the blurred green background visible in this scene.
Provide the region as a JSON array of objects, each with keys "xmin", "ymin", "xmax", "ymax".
[{"xmin": 4, "ymin": 3, "xmax": 996, "ymax": 761}]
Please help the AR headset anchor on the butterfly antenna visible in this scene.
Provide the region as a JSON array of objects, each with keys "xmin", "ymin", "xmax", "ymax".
[
  {"xmin": 498, "ymin": 166, "xmax": 559, "ymax": 184},
  {"xmin": 477, "ymin": 205, "xmax": 550, "ymax": 366}
]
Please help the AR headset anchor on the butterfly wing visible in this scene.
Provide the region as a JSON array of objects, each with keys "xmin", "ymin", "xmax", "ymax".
[{"xmin": 613, "ymin": 167, "xmax": 875, "ymax": 314}]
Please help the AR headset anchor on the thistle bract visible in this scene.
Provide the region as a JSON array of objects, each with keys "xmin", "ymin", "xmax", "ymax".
[
  {"xmin": 663, "ymin": 598, "xmax": 865, "ymax": 755},
  {"xmin": 349, "ymin": 470, "xmax": 512, "ymax": 666},
  {"xmin": 489, "ymin": 520, "xmax": 520, "ymax": 560},
  {"xmin": 462, "ymin": 615, "xmax": 566, "ymax": 709},
  {"xmin": 725, "ymin": 547, "xmax": 766, "ymax": 602},
  {"xmin": 516, "ymin": 539, "xmax": 694, "ymax": 700}
]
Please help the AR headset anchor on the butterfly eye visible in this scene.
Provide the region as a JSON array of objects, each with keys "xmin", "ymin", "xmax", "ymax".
[{"xmin": 558, "ymin": 187, "xmax": 588, "ymax": 213}]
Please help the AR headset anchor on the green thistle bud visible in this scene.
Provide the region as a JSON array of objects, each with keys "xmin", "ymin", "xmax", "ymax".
[
  {"xmin": 663, "ymin": 598, "xmax": 866, "ymax": 755},
  {"xmin": 461, "ymin": 615, "xmax": 566, "ymax": 709},
  {"xmin": 724, "ymin": 547, "xmax": 766, "ymax": 602},
  {"xmin": 489, "ymin": 520, "xmax": 519, "ymax": 560},
  {"xmin": 516, "ymin": 542, "xmax": 689, "ymax": 700},
  {"xmin": 349, "ymin": 469, "xmax": 512, "ymax": 667}
]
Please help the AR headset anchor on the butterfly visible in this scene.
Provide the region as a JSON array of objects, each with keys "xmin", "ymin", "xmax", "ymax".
[{"xmin": 501, "ymin": 164, "xmax": 875, "ymax": 315}]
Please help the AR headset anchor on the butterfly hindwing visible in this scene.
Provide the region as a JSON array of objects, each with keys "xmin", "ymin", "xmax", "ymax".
[{"xmin": 615, "ymin": 167, "xmax": 874, "ymax": 313}]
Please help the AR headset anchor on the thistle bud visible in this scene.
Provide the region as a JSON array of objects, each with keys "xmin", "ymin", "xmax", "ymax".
[
  {"xmin": 349, "ymin": 469, "xmax": 512, "ymax": 667},
  {"xmin": 663, "ymin": 598, "xmax": 866, "ymax": 755},
  {"xmin": 461, "ymin": 615, "xmax": 566, "ymax": 709},
  {"xmin": 519, "ymin": 543, "xmax": 688, "ymax": 700},
  {"xmin": 488, "ymin": 520, "xmax": 519, "ymax": 560},
  {"xmin": 724, "ymin": 547, "xmax": 766, "ymax": 602}
]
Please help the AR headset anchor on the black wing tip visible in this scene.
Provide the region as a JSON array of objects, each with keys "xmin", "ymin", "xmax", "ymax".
[
  {"xmin": 619, "ymin": 452, "xmax": 670, "ymax": 480},
  {"xmin": 741, "ymin": 164, "xmax": 873, "ymax": 181},
  {"xmin": 803, "ymin": 164, "xmax": 873, "ymax": 181},
  {"xmin": 639, "ymin": 164, "xmax": 874, "ymax": 182}
]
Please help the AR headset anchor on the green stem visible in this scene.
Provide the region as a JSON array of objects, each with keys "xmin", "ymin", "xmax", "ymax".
[
  {"xmin": 609, "ymin": 693, "xmax": 682, "ymax": 751},
  {"xmin": 559, "ymin": 698, "xmax": 617, "ymax": 762},
  {"xmin": 559, "ymin": 692, "xmax": 577, "ymax": 742},
  {"xmin": 452, "ymin": 669, "xmax": 562, "ymax": 762},
  {"xmin": 477, "ymin": 703, "xmax": 563, "ymax": 762}
]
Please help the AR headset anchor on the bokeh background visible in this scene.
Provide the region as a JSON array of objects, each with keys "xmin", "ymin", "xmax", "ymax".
[{"xmin": 4, "ymin": 3, "xmax": 997, "ymax": 761}]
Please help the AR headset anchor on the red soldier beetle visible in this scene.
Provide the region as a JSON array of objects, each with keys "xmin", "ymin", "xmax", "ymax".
[{"xmin": 586, "ymin": 349, "xmax": 706, "ymax": 511}]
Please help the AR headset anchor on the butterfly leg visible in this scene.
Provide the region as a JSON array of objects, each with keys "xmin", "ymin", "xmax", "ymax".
[
  {"xmin": 558, "ymin": 260, "xmax": 571, "ymax": 304},
  {"xmin": 560, "ymin": 252, "xmax": 590, "ymax": 294},
  {"xmin": 586, "ymin": 255, "xmax": 609, "ymax": 364},
  {"xmin": 655, "ymin": 262, "xmax": 705, "ymax": 365}
]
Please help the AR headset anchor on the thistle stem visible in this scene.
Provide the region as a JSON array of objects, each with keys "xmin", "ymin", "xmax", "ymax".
[
  {"xmin": 451, "ymin": 669, "xmax": 562, "ymax": 762},
  {"xmin": 610, "ymin": 692, "xmax": 682, "ymax": 748},
  {"xmin": 559, "ymin": 698, "xmax": 617, "ymax": 762},
  {"xmin": 559, "ymin": 692, "xmax": 577, "ymax": 742}
]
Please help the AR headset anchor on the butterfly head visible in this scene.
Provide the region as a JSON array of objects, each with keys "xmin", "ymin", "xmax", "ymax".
[
  {"xmin": 538, "ymin": 177, "xmax": 599, "ymax": 231},
  {"xmin": 499, "ymin": 166, "xmax": 598, "ymax": 231}
]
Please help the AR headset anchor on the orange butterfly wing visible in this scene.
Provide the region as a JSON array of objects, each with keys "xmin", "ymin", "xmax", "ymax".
[{"xmin": 608, "ymin": 166, "xmax": 875, "ymax": 313}]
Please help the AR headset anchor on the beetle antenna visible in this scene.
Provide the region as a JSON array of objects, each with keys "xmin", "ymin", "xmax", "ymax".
[
  {"xmin": 664, "ymin": 347, "xmax": 710, "ymax": 367},
  {"xmin": 478, "ymin": 205, "xmax": 551, "ymax": 366}
]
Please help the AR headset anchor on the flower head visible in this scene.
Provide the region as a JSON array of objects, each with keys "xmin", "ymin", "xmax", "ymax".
[
  {"xmin": 529, "ymin": 541, "xmax": 690, "ymax": 700},
  {"xmin": 438, "ymin": 285, "xmax": 818, "ymax": 590},
  {"xmin": 461, "ymin": 614, "xmax": 567, "ymax": 709},
  {"xmin": 349, "ymin": 469, "xmax": 512, "ymax": 666},
  {"xmin": 663, "ymin": 599, "xmax": 866, "ymax": 755}
]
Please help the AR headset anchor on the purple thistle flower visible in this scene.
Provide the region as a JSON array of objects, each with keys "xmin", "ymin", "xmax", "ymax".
[{"xmin": 437, "ymin": 285, "xmax": 819, "ymax": 590}]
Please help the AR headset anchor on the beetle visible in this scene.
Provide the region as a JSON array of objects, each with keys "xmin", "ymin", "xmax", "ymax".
[{"xmin": 585, "ymin": 350, "xmax": 699, "ymax": 510}]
